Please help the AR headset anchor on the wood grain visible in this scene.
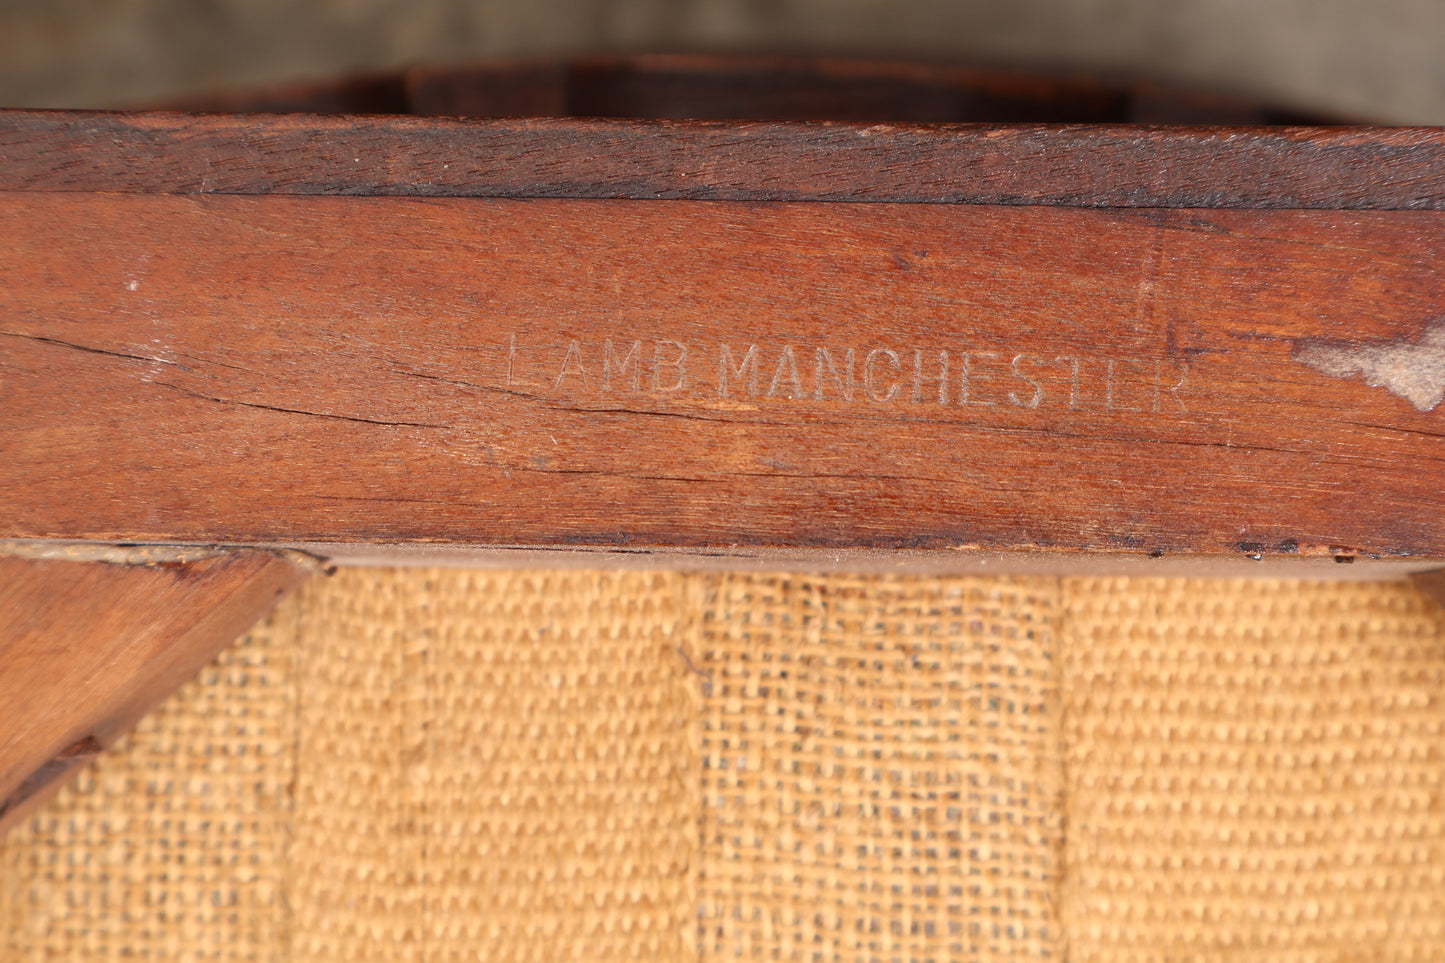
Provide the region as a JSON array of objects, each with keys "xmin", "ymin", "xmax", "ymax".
[
  {"xmin": 2, "ymin": 187, "xmax": 1442, "ymax": 563},
  {"xmin": 0, "ymin": 550, "xmax": 311, "ymax": 834},
  {"xmin": 3, "ymin": 113, "xmax": 1445, "ymax": 208}
]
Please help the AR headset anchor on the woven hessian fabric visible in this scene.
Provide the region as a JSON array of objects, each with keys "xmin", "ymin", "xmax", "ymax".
[
  {"xmin": 1061, "ymin": 578, "xmax": 1445, "ymax": 961},
  {"xmin": 2, "ymin": 570, "xmax": 1443, "ymax": 960},
  {"xmin": 698, "ymin": 575, "xmax": 1062, "ymax": 960}
]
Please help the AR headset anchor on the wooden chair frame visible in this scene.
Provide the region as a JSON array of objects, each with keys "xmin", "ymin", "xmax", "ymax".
[{"xmin": 2, "ymin": 54, "xmax": 1442, "ymax": 832}]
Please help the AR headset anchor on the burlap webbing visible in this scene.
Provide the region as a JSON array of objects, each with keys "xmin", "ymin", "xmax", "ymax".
[
  {"xmin": 699, "ymin": 575, "xmax": 1062, "ymax": 960},
  {"xmin": 1061, "ymin": 578, "xmax": 1445, "ymax": 961},
  {"xmin": 2, "ymin": 570, "xmax": 1443, "ymax": 960}
]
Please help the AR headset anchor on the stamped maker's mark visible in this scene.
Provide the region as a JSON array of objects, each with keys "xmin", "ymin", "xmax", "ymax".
[
  {"xmin": 1294, "ymin": 320, "xmax": 1445, "ymax": 413},
  {"xmin": 505, "ymin": 335, "xmax": 1191, "ymax": 415}
]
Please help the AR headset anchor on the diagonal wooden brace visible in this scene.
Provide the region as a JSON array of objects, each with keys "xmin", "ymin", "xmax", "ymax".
[{"xmin": 0, "ymin": 546, "xmax": 314, "ymax": 834}]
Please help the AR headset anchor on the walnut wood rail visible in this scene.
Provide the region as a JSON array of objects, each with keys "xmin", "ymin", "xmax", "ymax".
[
  {"xmin": 3, "ymin": 54, "xmax": 1445, "ymax": 838},
  {"xmin": 3, "ymin": 112, "xmax": 1445, "ymax": 576}
]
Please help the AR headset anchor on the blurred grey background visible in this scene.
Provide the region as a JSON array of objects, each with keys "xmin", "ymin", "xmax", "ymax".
[{"xmin": 2, "ymin": 0, "xmax": 1443, "ymax": 123}]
